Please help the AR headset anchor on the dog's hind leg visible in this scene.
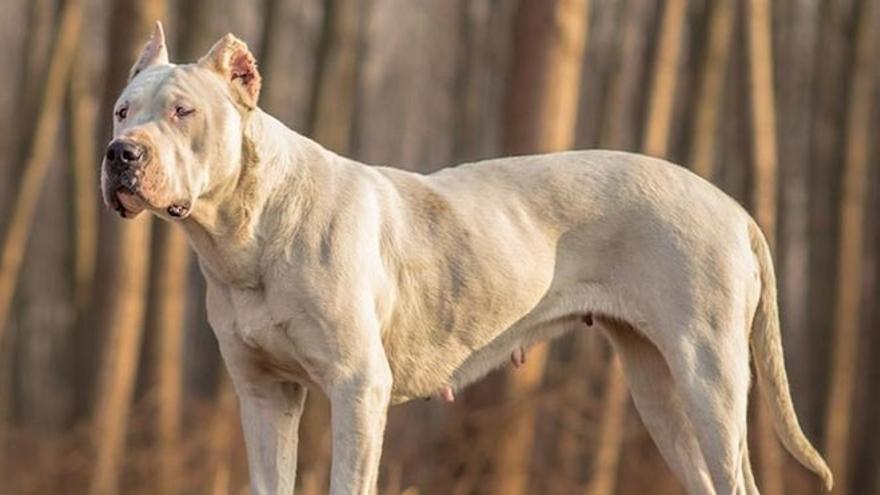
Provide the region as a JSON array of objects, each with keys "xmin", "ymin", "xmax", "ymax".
[
  {"xmin": 605, "ymin": 322, "xmax": 715, "ymax": 494},
  {"xmin": 739, "ymin": 435, "xmax": 759, "ymax": 495},
  {"xmin": 663, "ymin": 324, "xmax": 752, "ymax": 495}
]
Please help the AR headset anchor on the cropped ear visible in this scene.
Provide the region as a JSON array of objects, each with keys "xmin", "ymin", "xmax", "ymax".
[
  {"xmin": 199, "ymin": 34, "xmax": 262, "ymax": 110},
  {"xmin": 129, "ymin": 21, "xmax": 169, "ymax": 81}
]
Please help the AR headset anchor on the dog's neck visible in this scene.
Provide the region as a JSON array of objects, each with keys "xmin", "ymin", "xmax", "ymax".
[{"xmin": 179, "ymin": 108, "xmax": 330, "ymax": 289}]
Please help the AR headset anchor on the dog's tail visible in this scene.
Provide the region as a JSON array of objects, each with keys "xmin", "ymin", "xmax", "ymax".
[{"xmin": 748, "ymin": 220, "xmax": 833, "ymax": 491}]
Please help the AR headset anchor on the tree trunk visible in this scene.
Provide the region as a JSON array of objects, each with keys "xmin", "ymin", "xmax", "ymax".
[
  {"xmin": 152, "ymin": 226, "xmax": 188, "ymax": 495},
  {"xmin": 208, "ymin": 376, "xmax": 237, "ymax": 495},
  {"xmin": 585, "ymin": 356, "xmax": 628, "ymax": 495},
  {"xmin": 772, "ymin": 1, "xmax": 821, "ymax": 489},
  {"xmin": 588, "ymin": 1, "xmax": 686, "ymax": 492},
  {"xmin": 88, "ymin": 1, "xmax": 165, "ymax": 493},
  {"xmin": 640, "ymin": 0, "xmax": 686, "ymax": 158},
  {"xmin": 0, "ymin": 0, "xmax": 33, "ymax": 210},
  {"xmin": 600, "ymin": 0, "xmax": 658, "ymax": 153},
  {"xmin": 773, "ymin": 0, "xmax": 820, "ymax": 457},
  {"xmin": 11, "ymin": 0, "xmax": 55, "ymax": 173},
  {"xmin": 353, "ymin": 0, "xmax": 462, "ymax": 172},
  {"xmin": 258, "ymin": 0, "xmax": 324, "ymax": 130},
  {"xmin": 824, "ymin": 1, "xmax": 878, "ymax": 492},
  {"xmin": 0, "ymin": 0, "xmax": 84, "ymax": 357},
  {"xmin": 89, "ymin": 217, "xmax": 154, "ymax": 495},
  {"xmin": 490, "ymin": 2, "xmax": 589, "ymax": 494},
  {"xmin": 453, "ymin": 0, "xmax": 518, "ymax": 163},
  {"xmin": 308, "ymin": 0, "xmax": 365, "ymax": 150},
  {"xmin": 807, "ymin": 0, "xmax": 855, "ymax": 440},
  {"xmin": 501, "ymin": 0, "xmax": 590, "ymax": 155},
  {"xmin": 689, "ymin": 0, "xmax": 734, "ymax": 180},
  {"xmin": 69, "ymin": 39, "xmax": 100, "ymax": 317},
  {"xmin": 0, "ymin": 0, "xmax": 84, "ymax": 437},
  {"xmin": 746, "ymin": 0, "xmax": 786, "ymax": 493}
]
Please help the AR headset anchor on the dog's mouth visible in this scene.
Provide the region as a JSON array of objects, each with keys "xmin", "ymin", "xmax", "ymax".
[
  {"xmin": 116, "ymin": 189, "xmax": 145, "ymax": 217},
  {"xmin": 113, "ymin": 188, "xmax": 146, "ymax": 219},
  {"xmin": 112, "ymin": 188, "xmax": 191, "ymax": 220}
]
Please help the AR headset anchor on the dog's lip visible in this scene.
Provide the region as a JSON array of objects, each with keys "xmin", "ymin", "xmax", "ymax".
[
  {"xmin": 117, "ymin": 190, "xmax": 146, "ymax": 213},
  {"xmin": 110, "ymin": 186, "xmax": 193, "ymax": 220},
  {"xmin": 110, "ymin": 186, "xmax": 149, "ymax": 219}
]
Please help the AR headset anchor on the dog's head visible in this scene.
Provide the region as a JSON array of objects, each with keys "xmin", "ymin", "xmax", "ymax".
[{"xmin": 101, "ymin": 22, "xmax": 261, "ymax": 220}]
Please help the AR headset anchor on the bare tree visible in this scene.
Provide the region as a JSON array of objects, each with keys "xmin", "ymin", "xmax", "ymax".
[
  {"xmin": 586, "ymin": 1, "xmax": 687, "ymax": 493},
  {"xmin": 689, "ymin": 0, "xmax": 734, "ymax": 180},
  {"xmin": 354, "ymin": 0, "xmax": 462, "ymax": 172},
  {"xmin": 824, "ymin": 1, "xmax": 879, "ymax": 492},
  {"xmin": 309, "ymin": 0, "xmax": 365, "ymax": 151},
  {"xmin": 0, "ymin": 0, "xmax": 84, "ymax": 440},
  {"xmin": 807, "ymin": 0, "xmax": 856, "ymax": 443},
  {"xmin": 489, "ymin": 2, "xmax": 590, "ymax": 494},
  {"xmin": 258, "ymin": 0, "xmax": 324, "ymax": 130},
  {"xmin": 746, "ymin": 0, "xmax": 786, "ymax": 492},
  {"xmin": 69, "ymin": 40, "xmax": 100, "ymax": 317},
  {"xmin": 208, "ymin": 376, "xmax": 238, "ymax": 495},
  {"xmin": 641, "ymin": 0, "xmax": 686, "ymax": 158},
  {"xmin": 773, "ymin": 5, "xmax": 819, "ymax": 478},
  {"xmin": 88, "ymin": 2, "xmax": 165, "ymax": 494},
  {"xmin": 150, "ymin": 226, "xmax": 188, "ymax": 495},
  {"xmin": 0, "ymin": 0, "xmax": 84, "ymax": 355}
]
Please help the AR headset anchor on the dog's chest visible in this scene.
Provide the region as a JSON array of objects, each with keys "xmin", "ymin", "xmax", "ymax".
[{"xmin": 208, "ymin": 281, "xmax": 318, "ymax": 385}]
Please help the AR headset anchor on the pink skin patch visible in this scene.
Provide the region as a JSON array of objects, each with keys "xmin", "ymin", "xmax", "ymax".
[
  {"xmin": 438, "ymin": 386, "xmax": 455, "ymax": 403},
  {"xmin": 511, "ymin": 347, "xmax": 526, "ymax": 368}
]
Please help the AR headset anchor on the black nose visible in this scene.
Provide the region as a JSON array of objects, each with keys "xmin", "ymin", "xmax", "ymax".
[{"xmin": 105, "ymin": 140, "xmax": 146, "ymax": 169}]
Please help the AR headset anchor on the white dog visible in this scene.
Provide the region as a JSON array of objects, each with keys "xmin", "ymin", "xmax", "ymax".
[{"xmin": 101, "ymin": 23, "xmax": 832, "ymax": 495}]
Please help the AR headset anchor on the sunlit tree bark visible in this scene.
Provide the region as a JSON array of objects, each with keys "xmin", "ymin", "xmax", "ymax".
[
  {"xmin": 689, "ymin": 0, "xmax": 734, "ymax": 180},
  {"xmin": 88, "ymin": 1, "xmax": 165, "ymax": 493},
  {"xmin": 824, "ymin": 1, "xmax": 878, "ymax": 493},
  {"xmin": 0, "ymin": 0, "xmax": 84, "ymax": 363},
  {"xmin": 490, "ymin": 2, "xmax": 589, "ymax": 494},
  {"xmin": 746, "ymin": 0, "xmax": 786, "ymax": 492},
  {"xmin": 586, "ymin": 1, "xmax": 687, "ymax": 493},
  {"xmin": 807, "ymin": 0, "xmax": 856, "ymax": 442}
]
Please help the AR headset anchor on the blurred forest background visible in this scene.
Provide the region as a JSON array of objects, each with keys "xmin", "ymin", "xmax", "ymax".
[{"xmin": 0, "ymin": 0, "xmax": 878, "ymax": 493}]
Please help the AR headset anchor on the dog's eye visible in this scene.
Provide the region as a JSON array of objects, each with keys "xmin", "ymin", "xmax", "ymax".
[
  {"xmin": 175, "ymin": 106, "xmax": 196, "ymax": 118},
  {"xmin": 115, "ymin": 106, "xmax": 128, "ymax": 120}
]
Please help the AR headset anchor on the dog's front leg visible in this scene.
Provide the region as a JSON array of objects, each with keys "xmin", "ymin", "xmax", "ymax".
[
  {"xmin": 326, "ymin": 359, "xmax": 392, "ymax": 495},
  {"xmin": 236, "ymin": 380, "xmax": 307, "ymax": 495}
]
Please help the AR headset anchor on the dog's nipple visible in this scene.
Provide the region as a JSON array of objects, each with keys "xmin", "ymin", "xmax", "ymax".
[
  {"xmin": 511, "ymin": 347, "xmax": 526, "ymax": 368},
  {"xmin": 438, "ymin": 386, "xmax": 455, "ymax": 403}
]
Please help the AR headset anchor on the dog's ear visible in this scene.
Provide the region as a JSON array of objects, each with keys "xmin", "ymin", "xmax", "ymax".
[
  {"xmin": 129, "ymin": 21, "xmax": 169, "ymax": 81},
  {"xmin": 199, "ymin": 34, "xmax": 262, "ymax": 110}
]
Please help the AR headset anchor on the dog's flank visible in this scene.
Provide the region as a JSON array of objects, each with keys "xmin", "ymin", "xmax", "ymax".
[{"xmin": 100, "ymin": 22, "xmax": 832, "ymax": 495}]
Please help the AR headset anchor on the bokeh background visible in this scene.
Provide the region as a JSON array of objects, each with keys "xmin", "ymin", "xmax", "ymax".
[{"xmin": 0, "ymin": 0, "xmax": 878, "ymax": 493}]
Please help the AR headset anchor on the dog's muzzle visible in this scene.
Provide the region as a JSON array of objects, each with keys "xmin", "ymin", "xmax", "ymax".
[
  {"xmin": 102, "ymin": 139, "xmax": 192, "ymax": 220},
  {"xmin": 104, "ymin": 139, "xmax": 149, "ymax": 218}
]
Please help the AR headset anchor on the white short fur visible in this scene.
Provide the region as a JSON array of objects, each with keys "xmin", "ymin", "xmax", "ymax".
[{"xmin": 102, "ymin": 23, "xmax": 832, "ymax": 495}]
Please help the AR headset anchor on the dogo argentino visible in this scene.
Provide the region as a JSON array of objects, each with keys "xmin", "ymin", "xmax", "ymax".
[{"xmin": 101, "ymin": 23, "xmax": 832, "ymax": 495}]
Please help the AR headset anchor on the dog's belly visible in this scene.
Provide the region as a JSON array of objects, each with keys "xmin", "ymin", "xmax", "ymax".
[
  {"xmin": 380, "ymin": 227, "xmax": 623, "ymax": 404},
  {"xmin": 383, "ymin": 280, "xmax": 609, "ymax": 404}
]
